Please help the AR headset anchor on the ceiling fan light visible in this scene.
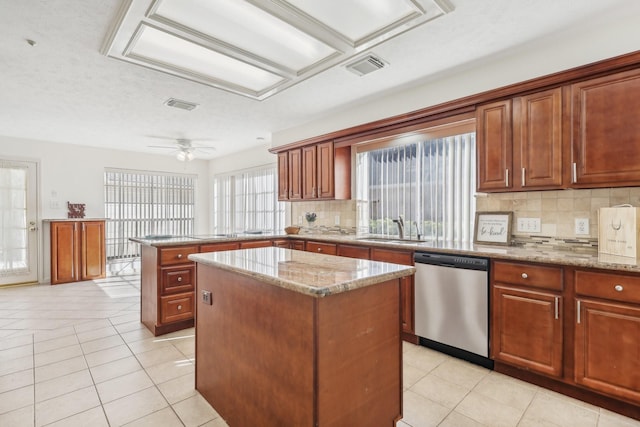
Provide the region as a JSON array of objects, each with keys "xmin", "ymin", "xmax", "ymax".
[{"xmin": 176, "ymin": 150, "xmax": 193, "ymax": 161}]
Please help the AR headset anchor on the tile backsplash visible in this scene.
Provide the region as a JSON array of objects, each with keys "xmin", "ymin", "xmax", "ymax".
[
  {"xmin": 476, "ymin": 187, "xmax": 640, "ymax": 238},
  {"xmin": 290, "ymin": 200, "xmax": 358, "ymax": 233}
]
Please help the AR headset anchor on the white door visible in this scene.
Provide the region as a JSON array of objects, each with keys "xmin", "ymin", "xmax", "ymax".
[{"xmin": 0, "ymin": 160, "xmax": 38, "ymax": 286}]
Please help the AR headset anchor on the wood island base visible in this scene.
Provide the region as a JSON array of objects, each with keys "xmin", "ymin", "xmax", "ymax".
[{"xmin": 195, "ymin": 264, "xmax": 403, "ymax": 427}]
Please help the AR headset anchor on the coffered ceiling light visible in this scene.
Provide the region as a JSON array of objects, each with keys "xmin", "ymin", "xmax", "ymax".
[{"xmin": 102, "ymin": 0, "xmax": 452, "ymax": 100}]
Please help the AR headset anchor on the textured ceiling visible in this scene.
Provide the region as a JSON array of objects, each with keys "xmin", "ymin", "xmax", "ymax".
[{"xmin": 0, "ymin": 0, "xmax": 636, "ymax": 160}]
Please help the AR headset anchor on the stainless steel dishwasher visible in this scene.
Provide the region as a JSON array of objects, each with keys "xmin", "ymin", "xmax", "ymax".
[{"xmin": 413, "ymin": 251, "xmax": 492, "ymax": 368}]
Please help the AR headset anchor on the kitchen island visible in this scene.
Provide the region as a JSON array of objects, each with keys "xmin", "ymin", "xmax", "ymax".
[{"xmin": 189, "ymin": 247, "xmax": 415, "ymax": 427}]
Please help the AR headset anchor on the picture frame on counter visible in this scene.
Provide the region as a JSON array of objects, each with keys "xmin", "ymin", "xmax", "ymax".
[{"xmin": 474, "ymin": 211, "xmax": 513, "ymax": 245}]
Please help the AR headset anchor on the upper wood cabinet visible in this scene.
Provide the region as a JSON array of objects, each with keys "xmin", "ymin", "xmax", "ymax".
[
  {"xmin": 476, "ymin": 100, "xmax": 512, "ymax": 191},
  {"xmin": 276, "ymin": 141, "xmax": 350, "ymax": 201},
  {"xmin": 288, "ymin": 149, "xmax": 302, "ymax": 200},
  {"xmin": 50, "ymin": 220, "xmax": 106, "ymax": 285},
  {"xmin": 477, "ymin": 87, "xmax": 563, "ymax": 192},
  {"xmin": 570, "ymin": 68, "xmax": 640, "ymax": 187}
]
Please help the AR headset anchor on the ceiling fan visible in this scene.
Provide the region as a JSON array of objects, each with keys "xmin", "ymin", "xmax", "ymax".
[{"xmin": 147, "ymin": 137, "xmax": 216, "ymax": 161}]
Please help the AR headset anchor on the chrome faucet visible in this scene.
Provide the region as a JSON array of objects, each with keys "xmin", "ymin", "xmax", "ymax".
[
  {"xmin": 392, "ymin": 215, "xmax": 405, "ymax": 239},
  {"xmin": 413, "ymin": 221, "xmax": 422, "ymax": 240}
]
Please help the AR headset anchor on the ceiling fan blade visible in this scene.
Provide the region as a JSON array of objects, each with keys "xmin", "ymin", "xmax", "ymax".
[{"xmin": 147, "ymin": 145, "xmax": 178, "ymax": 149}]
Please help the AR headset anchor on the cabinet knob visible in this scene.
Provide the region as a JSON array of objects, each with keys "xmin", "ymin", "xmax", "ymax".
[
  {"xmin": 177, "ymin": 254, "xmax": 183, "ymax": 259},
  {"xmin": 317, "ymin": 248, "xmax": 322, "ymax": 252},
  {"xmin": 177, "ymin": 277, "xmax": 182, "ymax": 282},
  {"xmin": 521, "ymin": 273, "xmax": 528, "ymax": 279},
  {"xmin": 614, "ymin": 284, "xmax": 624, "ymax": 292},
  {"xmin": 177, "ymin": 305, "xmax": 182, "ymax": 310}
]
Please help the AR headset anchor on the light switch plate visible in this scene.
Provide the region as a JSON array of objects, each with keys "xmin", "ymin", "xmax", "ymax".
[{"xmin": 575, "ymin": 218, "xmax": 590, "ymax": 235}]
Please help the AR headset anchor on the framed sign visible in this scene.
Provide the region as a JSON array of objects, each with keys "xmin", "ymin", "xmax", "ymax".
[{"xmin": 474, "ymin": 211, "xmax": 513, "ymax": 245}]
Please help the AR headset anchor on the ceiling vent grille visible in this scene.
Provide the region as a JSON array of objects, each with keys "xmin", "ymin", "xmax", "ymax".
[
  {"xmin": 164, "ymin": 98, "xmax": 199, "ymax": 111},
  {"xmin": 345, "ymin": 54, "xmax": 388, "ymax": 76}
]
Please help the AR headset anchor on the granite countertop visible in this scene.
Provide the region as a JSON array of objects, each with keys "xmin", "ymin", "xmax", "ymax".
[
  {"xmin": 189, "ymin": 247, "xmax": 415, "ymax": 298},
  {"xmin": 131, "ymin": 232, "xmax": 640, "ymax": 274},
  {"xmin": 129, "ymin": 232, "xmax": 287, "ymax": 246}
]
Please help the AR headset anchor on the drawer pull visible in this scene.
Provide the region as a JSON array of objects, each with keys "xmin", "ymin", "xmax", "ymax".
[
  {"xmin": 521, "ymin": 273, "xmax": 528, "ymax": 279},
  {"xmin": 177, "ymin": 305, "xmax": 182, "ymax": 310},
  {"xmin": 614, "ymin": 284, "xmax": 624, "ymax": 292},
  {"xmin": 177, "ymin": 254, "xmax": 183, "ymax": 259},
  {"xmin": 177, "ymin": 277, "xmax": 182, "ymax": 282},
  {"xmin": 317, "ymin": 248, "xmax": 322, "ymax": 252}
]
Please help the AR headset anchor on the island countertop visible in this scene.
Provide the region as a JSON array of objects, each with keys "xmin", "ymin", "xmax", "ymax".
[{"xmin": 189, "ymin": 246, "xmax": 415, "ymax": 297}]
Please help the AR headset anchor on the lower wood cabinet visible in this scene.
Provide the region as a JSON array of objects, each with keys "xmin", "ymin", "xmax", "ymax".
[
  {"xmin": 491, "ymin": 261, "xmax": 564, "ymax": 378},
  {"xmin": 370, "ymin": 248, "xmax": 415, "ymax": 340},
  {"xmin": 574, "ymin": 269, "xmax": 640, "ymax": 404},
  {"xmin": 305, "ymin": 241, "xmax": 337, "ymax": 255},
  {"xmin": 141, "ymin": 244, "xmax": 198, "ymax": 336},
  {"xmin": 50, "ymin": 219, "xmax": 106, "ymax": 285}
]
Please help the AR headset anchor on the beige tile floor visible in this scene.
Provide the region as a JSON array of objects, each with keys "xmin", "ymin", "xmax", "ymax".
[{"xmin": 1, "ymin": 274, "xmax": 640, "ymax": 427}]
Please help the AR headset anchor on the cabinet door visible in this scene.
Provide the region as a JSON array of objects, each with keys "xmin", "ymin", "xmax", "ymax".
[
  {"xmin": 316, "ymin": 141, "xmax": 334, "ymax": 199},
  {"xmin": 370, "ymin": 248, "xmax": 414, "ymax": 335},
  {"xmin": 288, "ymin": 149, "xmax": 302, "ymax": 200},
  {"xmin": 302, "ymin": 145, "xmax": 317, "ymax": 199},
  {"xmin": 571, "ymin": 69, "xmax": 640, "ymax": 187},
  {"xmin": 80, "ymin": 221, "xmax": 106, "ymax": 280},
  {"xmin": 575, "ymin": 299, "xmax": 640, "ymax": 404},
  {"xmin": 277, "ymin": 152, "xmax": 289, "ymax": 201},
  {"xmin": 476, "ymin": 100, "xmax": 513, "ymax": 191},
  {"xmin": 515, "ymin": 88, "xmax": 563, "ymax": 189},
  {"xmin": 51, "ymin": 221, "xmax": 79, "ymax": 284},
  {"xmin": 491, "ymin": 285, "xmax": 563, "ymax": 377}
]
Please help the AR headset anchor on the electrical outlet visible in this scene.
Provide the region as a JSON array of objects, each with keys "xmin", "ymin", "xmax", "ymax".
[
  {"xmin": 334, "ymin": 215, "xmax": 340, "ymax": 225},
  {"xmin": 201, "ymin": 290, "xmax": 212, "ymax": 305},
  {"xmin": 517, "ymin": 218, "xmax": 541, "ymax": 233},
  {"xmin": 575, "ymin": 218, "xmax": 590, "ymax": 235}
]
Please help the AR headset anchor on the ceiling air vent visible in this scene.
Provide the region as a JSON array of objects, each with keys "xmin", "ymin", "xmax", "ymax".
[
  {"xmin": 345, "ymin": 54, "xmax": 388, "ymax": 76},
  {"xmin": 164, "ymin": 98, "xmax": 199, "ymax": 111}
]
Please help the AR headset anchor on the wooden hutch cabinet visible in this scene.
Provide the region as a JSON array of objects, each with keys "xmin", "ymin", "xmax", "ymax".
[{"xmin": 49, "ymin": 219, "xmax": 106, "ymax": 285}]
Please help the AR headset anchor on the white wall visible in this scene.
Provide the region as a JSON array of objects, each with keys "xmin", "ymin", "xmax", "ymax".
[
  {"xmin": 272, "ymin": 5, "xmax": 640, "ymax": 147},
  {"xmin": 0, "ymin": 135, "xmax": 211, "ymax": 282}
]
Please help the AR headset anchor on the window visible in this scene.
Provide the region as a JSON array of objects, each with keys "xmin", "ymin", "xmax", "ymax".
[
  {"xmin": 356, "ymin": 121, "xmax": 476, "ymax": 244},
  {"xmin": 104, "ymin": 169, "xmax": 196, "ymax": 260},
  {"xmin": 213, "ymin": 165, "xmax": 285, "ymax": 234}
]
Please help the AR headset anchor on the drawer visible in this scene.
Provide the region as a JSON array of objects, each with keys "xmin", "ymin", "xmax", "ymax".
[
  {"xmin": 161, "ymin": 266, "xmax": 194, "ymax": 295},
  {"xmin": 337, "ymin": 244, "xmax": 370, "ymax": 259},
  {"xmin": 370, "ymin": 248, "xmax": 412, "ymax": 266},
  {"xmin": 305, "ymin": 241, "xmax": 337, "ymax": 255},
  {"xmin": 159, "ymin": 246, "xmax": 199, "ymax": 266},
  {"xmin": 272, "ymin": 239, "xmax": 290, "ymax": 248},
  {"xmin": 239, "ymin": 240, "xmax": 273, "ymax": 249},
  {"xmin": 493, "ymin": 261, "xmax": 563, "ymax": 291},
  {"xmin": 160, "ymin": 293, "xmax": 194, "ymax": 324},
  {"xmin": 200, "ymin": 242, "xmax": 239, "ymax": 252},
  {"xmin": 575, "ymin": 270, "xmax": 640, "ymax": 304}
]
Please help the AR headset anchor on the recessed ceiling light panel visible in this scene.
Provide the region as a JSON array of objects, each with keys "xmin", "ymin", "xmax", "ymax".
[{"xmin": 102, "ymin": 0, "xmax": 452, "ymax": 100}]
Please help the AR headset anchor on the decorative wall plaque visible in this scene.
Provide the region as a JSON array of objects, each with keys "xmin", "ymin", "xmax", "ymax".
[{"xmin": 67, "ymin": 202, "xmax": 86, "ymax": 218}]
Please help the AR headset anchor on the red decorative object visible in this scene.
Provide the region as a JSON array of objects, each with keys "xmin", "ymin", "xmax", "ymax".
[{"xmin": 67, "ymin": 202, "xmax": 86, "ymax": 218}]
